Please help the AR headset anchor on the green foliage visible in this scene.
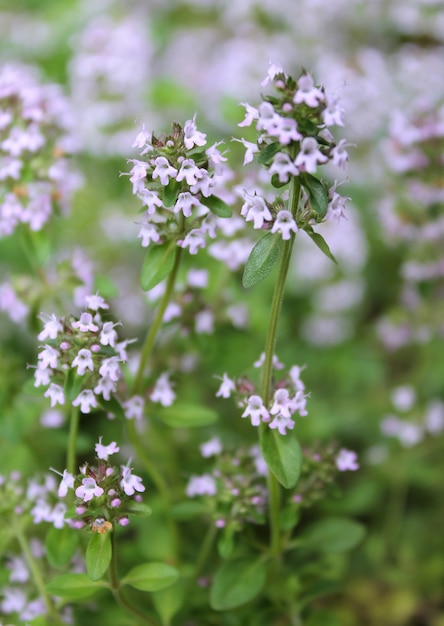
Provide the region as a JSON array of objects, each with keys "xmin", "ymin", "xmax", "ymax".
[
  {"xmin": 122, "ymin": 562, "xmax": 179, "ymax": 592},
  {"xmin": 157, "ymin": 403, "xmax": 219, "ymax": 427},
  {"xmin": 86, "ymin": 532, "xmax": 112, "ymax": 581},
  {"xmin": 140, "ymin": 240, "xmax": 177, "ymax": 291},
  {"xmin": 243, "ymin": 232, "xmax": 281, "ymax": 288},
  {"xmin": 261, "ymin": 429, "xmax": 302, "ymax": 489},
  {"xmin": 46, "ymin": 573, "xmax": 104, "ymax": 600},
  {"xmin": 45, "ymin": 526, "xmax": 79, "ymax": 569},
  {"xmin": 210, "ymin": 556, "xmax": 267, "ymax": 610},
  {"xmin": 201, "ymin": 195, "xmax": 233, "ymax": 217},
  {"xmin": 300, "ymin": 517, "xmax": 366, "ymax": 552}
]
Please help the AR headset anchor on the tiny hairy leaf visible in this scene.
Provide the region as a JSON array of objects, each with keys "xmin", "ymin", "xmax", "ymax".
[
  {"xmin": 300, "ymin": 172, "xmax": 328, "ymax": 220},
  {"xmin": 140, "ymin": 240, "xmax": 176, "ymax": 291},
  {"xmin": 122, "ymin": 562, "xmax": 179, "ymax": 592},
  {"xmin": 46, "ymin": 573, "xmax": 104, "ymax": 600},
  {"xmin": 257, "ymin": 141, "xmax": 281, "ymax": 166},
  {"xmin": 201, "ymin": 195, "xmax": 232, "ymax": 217},
  {"xmin": 86, "ymin": 532, "xmax": 112, "ymax": 581},
  {"xmin": 261, "ymin": 429, "xmax": 302, "ymax": 489},
  {"xmin": 305, "ymin": 229, "xmax": 338, "ymax": 264},
  {"xmin": 210, "ymin": 556, "xmax": 267, "ymax": 610},
  {"xmin": 163, "ymin": 179, "xmax": 181, "ymax": 207},
  {"xmin": 242, "ymin": 232, "xmax": 281, "ymax": 288}
]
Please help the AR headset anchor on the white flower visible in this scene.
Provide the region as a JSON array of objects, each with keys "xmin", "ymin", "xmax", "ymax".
[
  {"xmin": 183, "ymin": 114, "xmax": 207, "ymax": 149},
  {"xmin": 95, "ymin": 437, "xmax": 120, "ymax": 460},
  {"xmin": 271, "ymin": 210, "xmax": 298, "ymax": 240},
  {"xmin": 241, "ymin": 395, "xmax": 270, "ymax": 426},
  {"xmin": 44, "ymin": 383, "xmax": 65, "ymax": 407},
  {"xmin": 150, "ymin": 372, "xmax": 175, "ymax": 407},
  {"xmin": 71, "ymin": 348, "xmax": 94, "ymax": 375},
  {"xmin": 72, "ymin": 389, "xmax": 97, "ymax": 414},
  {"xmin": 75, "ymin": 477, "xmax": 104, "ymax": 502},
  {"xmin": 120, "ymin": 466, "xmax": 145, "ymax": 496},
  {"xmin": 215, "ymin": 373, "xmax": 236, "ymax": 398}
]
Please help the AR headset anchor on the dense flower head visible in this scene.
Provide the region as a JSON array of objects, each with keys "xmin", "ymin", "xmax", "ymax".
[
  {"xmin": 0, "ymin": 63, "xmax": 81, "ymax": 238},
  {"xmin": 52, "ymin": 439, "xmax": 146, "ymax": 530},
  {"xmin": 127, "ymin": 117, "xmax": 235, "ymax": 255},
  {"xmin": 33, "ymin": 296, "xmax": 127, "ymax": 414},
  {"xmin": 216, "ymin": 354, "xmax": 308, "ymax": 435},
  {"xmin": 185, "ymin": 443, "xmax": 268, "ymax": 530},
  {"xmin": 236, "ymin": 66, "xmax": 350, "ymax": 239}
]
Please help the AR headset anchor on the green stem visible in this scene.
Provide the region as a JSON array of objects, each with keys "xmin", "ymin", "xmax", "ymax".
[
  {"xmin": 260, "ymin": 177, "xmax": 301, "ymax": 562},
  {"xmin": 13, "ymin": 523, "xmax": 63, "ymax": 625},
  {"xmin": 126, "ymin": 244, "xmax": 184, "ymax": 561},
  {"xmin": 109, "ymin": 531, "xmax": 160, "ymax": 626},
  {"xmin": 191, "ymin": 522, "xmax": 218, "ymax": 583},
  {"xmin": 132, "ymin": 245, "xmax": 183, "ymax": 395},
  {"xmin": 66, "ymin": 405, "xmax": 80, "ymax": 476}
]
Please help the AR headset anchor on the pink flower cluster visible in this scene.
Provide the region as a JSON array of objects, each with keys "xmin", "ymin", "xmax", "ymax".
[
  {"xmin": 127, "ymin": 116, "xmax": 235, "ymax": 254},
  {"xmin": 34, "ymin": 294, "xmax": 129, "ymax": 414},
  {"xmin": 0, "ymin": 63, "xmax": 81, "ymax": 237},
  {"xmin": 216, "ymin": 355, "xmax": 308, "ymax": 435}
]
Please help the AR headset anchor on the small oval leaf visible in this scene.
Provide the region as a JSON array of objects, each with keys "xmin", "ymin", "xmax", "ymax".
[
  {"xmin": 86, "ymin": 532, "xmax": 112, "ymax": 581},
  {"xmin": 46, "ymin": 573, "xmax": 103, "ymax": 600},
  {"xmin": 163, "ymin": 179, "xmax": 181, "ymax": 208},
  {"xmin": 122, "ymin": 562, "xmax": 179, "ymax": 592},
  {"xmin": 45, "ymin": 526, "xmax": 79, "ymax": 569},
  {"xmin": 201, "ymin": 195, "xmax": 232, "ymax": 218},
  {"xmin": 300, "ymin": 517, "xmax": 366, "ymax": 552},
  {"xmin": 140, "ymin": 241, "xmax": 176, "ymax": 292},
  {"xmin": 261, "ymin": 430, "xmax": 302, "ymax": 489},
  {"xmin": 257, "ymin": 141, "xmax": 281, "ymax": 166},
  {"xmin": 305, "ymin": 229, "xmax": 338, "ymax": 264},
  {"xmin": 300, "ymin": 172, "xmax": 328, "ymax": 220},
  {"xmin": 242, "ymin": 232, "xmax": 281, "ymax": 288},
  {"xmin": 158, "ymin": 403, "xmax": 218, "ymax": 428},
  {"xmin": 210, "ymin": 557, "xmax": 267, "ymax": 611}
]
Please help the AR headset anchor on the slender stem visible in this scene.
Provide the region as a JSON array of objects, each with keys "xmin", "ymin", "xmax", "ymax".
[
  {"xmin": 14, "ymin": 523, "xmax": 63, "ymax": 625},
  {"xmin": 109, "ymin": 531, "xmax": 160, "ymax": 626},
  {"xmin": 126, "ymin": 243, "xmax": 184, "ymax": 561},
  {"xmin": 66, "ymin": 405, "xmax": 80, "ymax": 476},
  {"xmin": 191, "ymin": 522, "xmax": 218, "ymax": 583},
  {"xmin": 260, "ymin": 177, "xmax": 301, "ymax": 561},
  {"xmin": 132, "ymin": 245, "xmax": 183, "ymax": 395}
]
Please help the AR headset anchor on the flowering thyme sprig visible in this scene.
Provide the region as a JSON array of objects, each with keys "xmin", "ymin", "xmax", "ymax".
[
  {"xmin": 32, "ymin": 295, "xmax": 129, "ymax": 414},
  {"xmin": 0, "ymin": 63, "xmax": 81, "ymax": 237},
  {"xmin": 127, "ymin": 116, "xmax": 234, "ymax": 254},
  {"xmin": 215, "ymin": 356, "xmax": 308, "ymax": 436},
  {"xmin": 237, "ymin": 65, "xmax": 350, "ymax": 242},
  {"xmin": 53, "ymin": 438, "xmax": 146, "ymax": 531}
]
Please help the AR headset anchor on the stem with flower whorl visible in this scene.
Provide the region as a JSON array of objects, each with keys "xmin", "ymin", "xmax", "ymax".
[
  {"xmin": 66, "ymin": 405, "xmax": 80, "ymax": 477},
  {"xmin": 259, "ymin": 175, "xmax": 301, "ymax": 562}
]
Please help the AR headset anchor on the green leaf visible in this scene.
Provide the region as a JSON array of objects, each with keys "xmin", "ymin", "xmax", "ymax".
[
  {"xmin": 45, "ymin": 525, "xmax": 79, "ymax": 569},
  {"xmin": 210, "ymin": 557, "xmax": 267, "ymax": 611},
  {"xmin": 163, "ymin": 179, "xmax": 181, "ymax": 207},
  {"xmin": 242, "ymin": 232, "xmax": 281, "ymax": 288},
  {"xmin": 140, "ymin": 240, "xmax": 176, "ymax": 291},
  {"xmin": 151, "ymin": 580, "xmax": 185, "ymax": 626},
  {"xmin": 200, "ymin": 195, "xmax": 232, "ymax": 218},
  {"xmin": 305, "ymin": 229, "xmax": 338, "ymax": 264},
  {"xmin": 122, "ymin": 563, "xmax": 179, "ymax": 592},
  {"xmin": 271, "ymin": 173, "xmax": 290, "ymax": 188},
  {"xmin": 63, "ymin": 368, "xmax": 83, "ymax": 403},
  {"xmin": 125, "ymin": 501, "xmax": 152, "ymax": 517},
  {"xmin": 217, "ymin": 524, "xmax": 235, "ymax": 560},
  {"xmin": 171, "ymin": 501, "xmax": 208, "ymax": 520},
  {"xmin": 300, "ymin": 172, "xmax": 328, "ymax": 220},
  {"xmin": 257, "ymin": 141, "xmax": 281, "ymax": 166},
  {"xmin": 86, "ymin": 532, "xmax": 112, "ymax": 581},
  {"xmin": 46, "ymin": 573, "xmax": 103, "ymax": 600},
  {"xmin": 98, "ymin": 396, "xmax": 127, "ymax": 420},
  {"xmin": 300, "ymin": 517, "xmax": 366, "ymax": 552},
  {"xmin": 158, "ymin": 403, "xmax": 218, "ymax": 428},
  {"xmin": 261, "ymin": 430, "xmax": 302, "ymax": 489}
]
